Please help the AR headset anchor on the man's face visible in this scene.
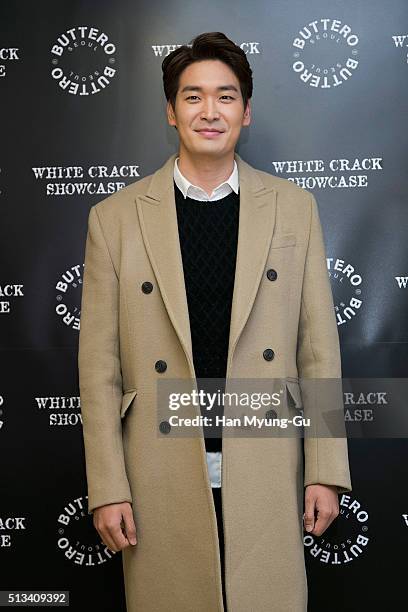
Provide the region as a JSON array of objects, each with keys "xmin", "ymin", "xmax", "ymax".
[{"xmin": 167, "ymin": 59, "xmax": 251, "ymax": 158}]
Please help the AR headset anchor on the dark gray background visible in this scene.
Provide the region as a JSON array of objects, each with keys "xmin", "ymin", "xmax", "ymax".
[{"xmin": 1, "ymin": 1, "xmax": 407, "ymax": 609}]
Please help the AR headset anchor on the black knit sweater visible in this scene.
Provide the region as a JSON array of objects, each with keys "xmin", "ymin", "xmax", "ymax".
[{"xmin": 174, "ymin": 180, "xmax": 240, "ymax": 452}]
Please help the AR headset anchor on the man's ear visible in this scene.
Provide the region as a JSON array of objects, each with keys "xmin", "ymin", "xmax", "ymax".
[
  {"xmin": 242, "ymin": 99, "xmax": 251, "ymax": 127},
  {"xmin": 166, "ymin": 101, "xmax": 178, "ymax": 131},
  {"xmin": 167, "ymin": 100, "xmax": 176, "ymax": 127}
]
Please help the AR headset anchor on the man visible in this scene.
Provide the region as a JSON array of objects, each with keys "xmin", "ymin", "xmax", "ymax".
[{"xmin": 78, "ymin": 31, "xmax": 352, "ymax": 612}]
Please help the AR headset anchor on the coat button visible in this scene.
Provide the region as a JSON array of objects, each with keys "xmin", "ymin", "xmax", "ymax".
[
  {"xmin": 265, "ymin": 409, "xmax": 278, "ymax": 419},
  {"xmin": 266, "ymin": 268, "xmax": 278, "ymax": 281},
  {"xmin": 155, "ymin": 360, "xmax": 167, "ymax": 373},
  {"xmin": 159, "ymin": 420, "xmax": 171, "ymax": 434},
  {"xmin": 263, "ymin": 348, "xmax": 275, "ymax": 361},
  {"xmin": 141, "ymin": 281, "xmax": 153, "ymax": 294}
]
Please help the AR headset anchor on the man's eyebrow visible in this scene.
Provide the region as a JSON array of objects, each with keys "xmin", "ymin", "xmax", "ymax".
[{"xmin": 180, "ymin": 84, "xmax": 239, "ymax": 94}]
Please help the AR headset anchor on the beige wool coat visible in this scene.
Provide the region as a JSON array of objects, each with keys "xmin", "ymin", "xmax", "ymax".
[{"xmin": 78, "ymin": 151, "xmax": 352, "ymax": 612}]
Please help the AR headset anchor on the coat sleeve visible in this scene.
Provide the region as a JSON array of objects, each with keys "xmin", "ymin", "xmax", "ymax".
[
  {"xmin": 297, "ymin": 192, "xmax": 352, "ymax": 494},
  {"xmin": 78, "ymin": 205, "xmax": 133, "ymax": 514}
]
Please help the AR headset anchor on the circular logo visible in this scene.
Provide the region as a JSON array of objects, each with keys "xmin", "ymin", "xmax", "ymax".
[
  {"xmin": 304, "ymin": 494, "xmax": 369, "ymax": 564},
  {"xmin": 56, "ymin": 495, "xmax": 120, "ymax": 565},
  {"xmin": 55, "ymin": 264, "xmax": 83, "ymax": 330},
  {"xmin": 292, "ymin": 19, "xmax": 360, "ymax": 89},
  {"xmin": 328, "ymin": 256, "xmax": 363, "ymax": 326},
  {"xmin": 51, "ymin": 26, "xmax": 117, "ymax": 95}
]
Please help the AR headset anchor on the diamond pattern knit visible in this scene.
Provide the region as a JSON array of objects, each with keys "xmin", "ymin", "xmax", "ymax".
[{"xmin": 174, "ymin": 180, "xmax": 240, "ymax": 452}]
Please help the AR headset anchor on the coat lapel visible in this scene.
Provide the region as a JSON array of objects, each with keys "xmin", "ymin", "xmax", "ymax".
[
  {"xmin": 226, "ymin": 156, "xmax": 277, "ymax": 376},
  {"xmin": 135, "ymin": 152, "xmax": 277, "ymax": 379}
]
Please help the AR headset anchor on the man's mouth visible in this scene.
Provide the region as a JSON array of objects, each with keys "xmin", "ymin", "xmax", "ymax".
[{"xmin": 195, "ymin": 129, "xmax": 224, "ymax": 138}]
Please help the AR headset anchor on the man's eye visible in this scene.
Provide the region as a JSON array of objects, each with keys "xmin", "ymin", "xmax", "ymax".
[{"xmin": 186, "ymin": 95, "xmax": 234, "ymax": 101}]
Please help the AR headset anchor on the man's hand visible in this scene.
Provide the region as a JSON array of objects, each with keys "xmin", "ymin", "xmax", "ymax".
[
  {"xmin": 93, "ymin": 501, "xmax": 137, "ymax": 552},
  {"xmin": 303, "ymin": 484, "xmax": 339, "ymax": 536}
]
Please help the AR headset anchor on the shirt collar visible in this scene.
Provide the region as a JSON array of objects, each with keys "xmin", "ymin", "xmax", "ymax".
[{"xmin": 173, "ymin": 156, "xmax": 239, "ymax": 201}]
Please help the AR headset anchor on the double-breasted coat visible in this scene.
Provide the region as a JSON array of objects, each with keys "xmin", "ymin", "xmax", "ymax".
[{"xmin": 78, "ymin": 151, "xmax": 352, "ymax": 611}]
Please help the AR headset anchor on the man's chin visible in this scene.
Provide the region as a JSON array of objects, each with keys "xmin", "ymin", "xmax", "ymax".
[{"xmin": 191, "ymin": 148, "xmax": 226, "ymax": 159}]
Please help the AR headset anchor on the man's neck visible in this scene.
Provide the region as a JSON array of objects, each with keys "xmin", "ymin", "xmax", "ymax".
[{"xmin": 177, "ymin": 150, "xmax": 235, "ymax": 196}]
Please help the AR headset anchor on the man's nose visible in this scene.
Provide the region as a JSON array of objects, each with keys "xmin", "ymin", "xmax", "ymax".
[{"xmin": 200, "ymin": 100, "xmax": 220, "ymax": 120}]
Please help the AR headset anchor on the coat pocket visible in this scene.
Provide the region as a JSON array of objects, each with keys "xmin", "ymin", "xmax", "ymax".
[
  {"xmin": 120, "ymin": 389, "xmax": 138, "ymax": 419},
  {"xmin": 286, "ymin": 378, "xmax": 303, "ymax": 409},
  {"xmin": 270, "ymin": 232, "xmax": 297, "ymax": 249}
]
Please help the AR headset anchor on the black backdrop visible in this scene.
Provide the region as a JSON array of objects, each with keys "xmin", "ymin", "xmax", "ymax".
[{"xmin": 1, "ymin": 1, "xmax": 407, "ymax": 610}]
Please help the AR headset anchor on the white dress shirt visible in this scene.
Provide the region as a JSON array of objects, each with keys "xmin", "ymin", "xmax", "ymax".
[
  {"xmin": 173, "ymin": 156, "xmax": 239, "ymax": 202},
  {"xmin": 174, "ymin": 156, "xmax": 240, "ymax": 486}
]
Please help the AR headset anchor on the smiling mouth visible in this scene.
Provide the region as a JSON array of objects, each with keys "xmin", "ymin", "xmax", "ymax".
[{"xmin": 196, "ymin": 129, "xmax": 224, "ymax": 138}]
